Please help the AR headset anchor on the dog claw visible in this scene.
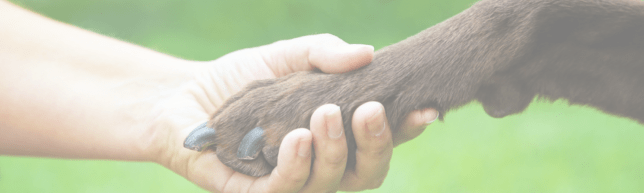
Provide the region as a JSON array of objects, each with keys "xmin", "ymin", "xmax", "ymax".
[
  {"xmin": 237, "ymin": 127, "xmax": 265, "ymax": 160},
  {"xmin": 183, "ymin": 122, "xmax": 217, "ymax": 152}
]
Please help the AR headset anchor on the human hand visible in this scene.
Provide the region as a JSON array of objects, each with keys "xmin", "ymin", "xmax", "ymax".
[
  {"xmin": 0, "ymin": 3, "xmax": 435, "ymax": 191},
  {"xmin": 149, "ymin": 34, "xmax": 439, "ymax": 192}
]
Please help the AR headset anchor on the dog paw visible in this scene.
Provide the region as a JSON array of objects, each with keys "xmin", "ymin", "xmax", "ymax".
[{"xmin": 184, "ymin": 71, "xmax": 380, "ymax": 176}]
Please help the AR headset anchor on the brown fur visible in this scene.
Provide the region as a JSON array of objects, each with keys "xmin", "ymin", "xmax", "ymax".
[{"xmin": 206, "ymin": 0, "xmax": 644, "ymax": 176}]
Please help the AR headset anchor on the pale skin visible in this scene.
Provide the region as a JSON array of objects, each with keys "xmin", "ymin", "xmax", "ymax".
[{"xmin": 0, "ymin": 1, "xmax": 439, "ymax": 192}]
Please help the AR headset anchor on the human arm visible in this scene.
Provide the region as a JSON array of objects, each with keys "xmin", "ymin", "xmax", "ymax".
[
  {"xmin": 0, "ymin": 1, "xmax": 438, "ymax": 192},
  {"xmin": 0, "ymin": 0, "xmax": 190, "ymax": 160}
]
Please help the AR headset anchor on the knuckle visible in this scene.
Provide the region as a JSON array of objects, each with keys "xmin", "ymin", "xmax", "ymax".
[
  {"xmin": 285, "ymin": 175, "xmax": 308, "ymax": 186},
  {"xmin": 361, "ymin": 142, "xmax": 392, "ymax": 158},
  {"xmin": 316, "ymin": 33, "xmax": 338, "ymax": 40},
  {"xmin": 350, "ymin": 181, "xmax": 372, "ymax": 191},
  {"xmin": 274, "ymin": 168, "xmax": 308, "ymax": 187},
  {"xmin": 349, "ymin": 181, "xmax": 368, "ymax": 190},
  {"xmin": 323, "ymin": 150, "xmax": 348, "ymax": 166},
  {"xmin": 368, "ymin": 178, "xmax": 385, "ymax": 189},
  {"xmin": 269, "ymin": 39, "xmax": 289, "ymax": 48},
  {"xmin": 352, "ymin": 177, "xmax": 385, "ymax": 190},
  {"xmin": 313, "ymin": 33, "xmax": 343, "ymax": 44}
]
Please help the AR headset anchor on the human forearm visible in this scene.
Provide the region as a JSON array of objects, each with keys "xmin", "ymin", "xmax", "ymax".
[{"xmin": 0, "ymin": 1, "xmax": 198, "ymax": 161}]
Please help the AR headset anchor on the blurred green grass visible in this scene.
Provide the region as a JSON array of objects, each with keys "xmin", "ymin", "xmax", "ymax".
[{"xmin": 1, "ymin": 0, "xmax": 643, "ymax": 192}]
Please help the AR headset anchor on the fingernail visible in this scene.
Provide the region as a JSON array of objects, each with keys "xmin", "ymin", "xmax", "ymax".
[
  {"xmin": 425, "ymin": 110, "xmax": 439, "ymax": 124},
  {"xmin": 368, "ymin": 105, "xmax": 386, "ymax": 137},
  {"xmin": 325, "ymin": 105, "xmax": 343, "ymax": 139},
  {"xmin": 298, "ymin": 138, "xmax": 311, "ymax": 157}
]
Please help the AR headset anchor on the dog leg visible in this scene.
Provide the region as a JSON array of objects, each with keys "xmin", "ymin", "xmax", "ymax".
[{"xmin": 185, "ymin": 0, "xmax": 644, "ymax": 176}]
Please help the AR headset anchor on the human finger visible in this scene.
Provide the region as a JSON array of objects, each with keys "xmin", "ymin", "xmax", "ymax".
[
  {"xmin": 339, "ymin": 101, "xmax": 392, "ymax": 191},
  {"xmin": 257, "ymin": 34, "xmax": 374, "ymax": 76},
  {"xmin": 298, "ymin": 104, "xmax": 348, "ymax": 192},
  {"xmin": 249, "ymin": 128, "xmax": 312, "ymax": 193},
  {"xmin": 393, "ymin": 108, "xmax": 438, "ymax": 147}
]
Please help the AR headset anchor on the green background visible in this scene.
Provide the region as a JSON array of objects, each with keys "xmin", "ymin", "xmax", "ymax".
[{"xmin": 2, "ymin": 0, "xmax": 643, "ymax": 192}]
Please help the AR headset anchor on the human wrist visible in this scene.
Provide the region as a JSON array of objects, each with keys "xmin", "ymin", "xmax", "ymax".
[{"xmin": 128, "ymin": 59, "xmax": 207, "ymax": 163}]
